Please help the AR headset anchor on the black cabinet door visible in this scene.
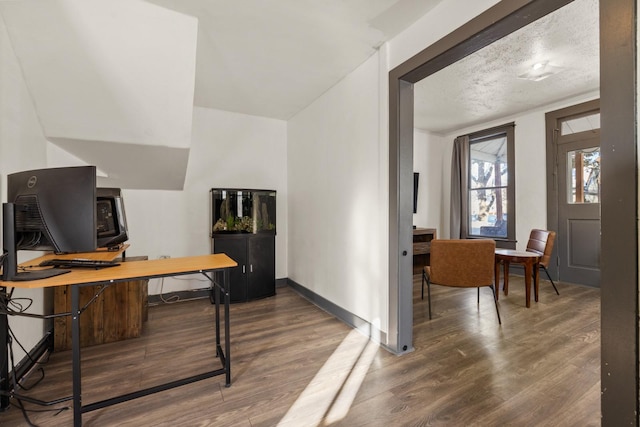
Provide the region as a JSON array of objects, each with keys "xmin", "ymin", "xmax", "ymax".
[
  {"xmin": 248, "ymin": 235, "xmax": 276, "ymax": 299},
  {"xmin": 213, "ymin": 237, "xmax": 247, "ymax": 302}
]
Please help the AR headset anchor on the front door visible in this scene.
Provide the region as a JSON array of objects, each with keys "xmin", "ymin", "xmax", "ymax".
[{"xmin": 548, "ymin": 103, "xmax": 601, "ymax": 287}]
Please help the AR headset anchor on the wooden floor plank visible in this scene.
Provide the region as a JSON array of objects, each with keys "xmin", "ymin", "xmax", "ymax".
[{"xmin": 1, "ymin": 275, "xmax": 600, "ymax": 426}]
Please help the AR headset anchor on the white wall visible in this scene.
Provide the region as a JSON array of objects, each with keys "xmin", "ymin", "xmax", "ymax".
[
  {"xmin": 413, "ymin": 129, "xmax": 447, "ymax": 233},
  {"xmin": 0, "ymin": 17, "xmax": 51, "ymax": 362},
  {"xmin": 288, "ymin": 52, "xmax": 387, "ymax": 333},
  {"xmin": 284, "ymin": 0, "xmax": 535, "ymax": 341},
  {"xmin": 120, "ymin": 107, "xmax": 288, "ymax": 295},
  {"xmin": 49, "ymin": 106, "xmax": 288, "ymax": 296}
]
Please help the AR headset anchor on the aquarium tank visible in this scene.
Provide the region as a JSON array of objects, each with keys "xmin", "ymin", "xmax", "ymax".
[{"xmin": 210, "ymin": 189, "xmax": 276, "ymax": 235}]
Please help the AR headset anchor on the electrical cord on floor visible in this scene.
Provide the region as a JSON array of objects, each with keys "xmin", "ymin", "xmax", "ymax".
[
  {"xmin": 155, "ymin": 270, "xmax": 211, "ymax": 304},
  {"xmin": 8, "ymin": 335, "xmax": 38, "ymax": 427},
  {"xmin": 9, "ymin": 401, "xmax": 69, "ymax": 417},
  {"xmin": 8, "ymin": 325, "xmax": 45, "ymax": 391},
  {"xmin": 158, "ymin": 277, "xmax": 180, "ymax": 304},
  {"xmin": 0, "ymin": 291, "xmax": 67, "ymax": 426},
  {"xmin": 7, "ymin": 328, "xmax": 69, "ymax": 427},
  {"xmin": 168, "ymin": 275, "xmax": 212, "ymax": 283}
]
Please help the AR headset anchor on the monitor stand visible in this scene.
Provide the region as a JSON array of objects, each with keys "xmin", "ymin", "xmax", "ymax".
[{"xmin": 1, "ymin": 203, "xmax": 69, "ymax": 282}]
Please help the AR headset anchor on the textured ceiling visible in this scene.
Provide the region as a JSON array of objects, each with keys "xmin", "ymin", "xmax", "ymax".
[{"xmin": 414, "ymin": 0, "xmax": 599, "ymax": 134}]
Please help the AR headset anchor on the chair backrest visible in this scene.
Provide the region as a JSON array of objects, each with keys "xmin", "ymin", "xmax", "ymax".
[
  {"xmin": 526, "ymin": 229, "xmax": 556, "ymax": 268},
  {"xmin": 428, "ymin": 239, "xmax": 495, "ymax": 288}
]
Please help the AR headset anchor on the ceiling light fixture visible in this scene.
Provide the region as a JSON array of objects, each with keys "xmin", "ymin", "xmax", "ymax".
[{"xmin": 518, "ymin": 61, "xmax": 562, "ymax": 82}]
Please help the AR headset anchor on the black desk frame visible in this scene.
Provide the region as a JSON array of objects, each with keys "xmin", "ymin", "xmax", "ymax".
[{"xmin": 0, "ymin": 267, "xmax": 231, "ymax": 427}]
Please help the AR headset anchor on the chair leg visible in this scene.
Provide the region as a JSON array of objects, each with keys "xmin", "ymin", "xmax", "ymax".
[
  {"xmin": 477, "ymin": 287, "xmax": 480, "ymax": 305},
  {"xmin": 422, "ymin": 269, "xmax": 433, "ymax": 320},
  {"xmin": 542, "ymin": 265, "xmax": 560, "ymax": 295},
  {"xmin": 489, "ymin": 284, "xmax": 502, "ymax": 325},
  {"xmin": 427, "ymin": 277, "xmax": 432, "ymax": 320}
]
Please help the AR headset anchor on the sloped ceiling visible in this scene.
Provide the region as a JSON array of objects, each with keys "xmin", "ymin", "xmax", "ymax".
[
  {"xmin": 0, "ymin": 0, "xmax": 444, "ymax": 190},
  {"xmin": 0, "ymin": 0, "xmax": 197, "ymax": 189},
  {"xmin": 146, "ymin": 0, "xmax": 445, "ymax": 120},
  {"xmin": 49, "ymin": 137, "xmax": 189, "ymax": 190}
]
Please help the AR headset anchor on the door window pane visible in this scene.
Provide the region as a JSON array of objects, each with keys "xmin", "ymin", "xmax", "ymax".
[{"xmin": 567, "ymin": 147, "xmax": 600, "ymax": 203}]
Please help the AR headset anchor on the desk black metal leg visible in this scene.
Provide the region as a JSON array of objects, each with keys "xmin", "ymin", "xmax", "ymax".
[
  {"xmin": 224, "ymin": 269, "xmax": 231, "ymax": 387},
  {"xmin": 0, "ymin": 287, "xmax": 9, "ymax": 411},
  {"xmin": 71, "ymin": 285, "xmax": 82, "ymax": 427},
  {"xmin": 214, "ymin": 281, "xmax": 220, "ymax": 357}
]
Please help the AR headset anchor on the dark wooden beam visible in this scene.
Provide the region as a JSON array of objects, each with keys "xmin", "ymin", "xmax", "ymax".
[{"xmin": 599, "ymin": 0, "xmax": 638, "ymax": 424}]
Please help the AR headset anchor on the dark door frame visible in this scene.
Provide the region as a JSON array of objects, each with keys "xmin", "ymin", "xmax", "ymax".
[
  {"xmin": 545, "ymin": 99, "xmax": 601, "ymax": 284},
  {"xmin": 388, "ymin": 0, "xmax": 637, "ymax": 424}
]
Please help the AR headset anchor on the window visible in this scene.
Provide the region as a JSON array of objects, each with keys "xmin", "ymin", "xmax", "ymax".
[
  {"xmin": 560, "ymin": 112, "xmax": 600, "ymax": 136},
  {"xmin": 567, "ymin": 147, "xmax": 600, "ymax": 204},
  {"xmin": 466, "ymin": 124, "xmax": 515, "ymax": 246}
]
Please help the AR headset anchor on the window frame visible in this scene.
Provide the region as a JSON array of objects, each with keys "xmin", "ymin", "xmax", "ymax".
[{"xmin": 464, "ymin": 123, "xmax": 516, "ymax": 249}]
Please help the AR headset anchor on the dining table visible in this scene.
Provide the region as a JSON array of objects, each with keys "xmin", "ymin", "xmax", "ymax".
[{"xmin": 494, "ymin": 248, "xmax": 541, "ymax": 308}]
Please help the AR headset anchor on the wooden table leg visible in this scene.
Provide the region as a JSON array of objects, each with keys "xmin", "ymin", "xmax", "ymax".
[
  {"xmin": 494, "ymin": 259, "xmax": 501, "ymax": 300},
  {"xmin": 503, "ymin": 261, "xmax": 510, "ymax": 295},
  {"xmin": 524, "ymin": 261, "xmax": 532, "ymax": 308},
  {"xmin": 533, "ymin": 261, "xmax": 540, "ymax": 302}
]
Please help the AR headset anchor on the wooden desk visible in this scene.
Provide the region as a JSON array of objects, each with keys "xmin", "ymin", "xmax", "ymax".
[
  {"xmin": 19, "ymin": 245, "xmax": 147, "ymax": 351},
  {"xmin": 0, "ymin": 254, "xmax": 237, "ymax": 427},
  {"xmin": 413, "ymin": 228, "xmax": 437, "ymax": 274},
  {"xmin": 494, "ymin": 249, "xmax": 540, "ymax": 308},
  {"xmin": 25, "ymin": 244, "xmax": 130, "ymax": 264},
  {"xmin": 53, "ymin": 256, "xmax": 148, "ymax": 351}
]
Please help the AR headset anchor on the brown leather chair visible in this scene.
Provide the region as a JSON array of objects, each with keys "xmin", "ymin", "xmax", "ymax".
[
  {"xmin": 421, "ymin": 239, "xmax": 501, "ymax": 324},
  {"xmin": 526, "ymin": 229, "xmax": 559, "ymax": 295}
]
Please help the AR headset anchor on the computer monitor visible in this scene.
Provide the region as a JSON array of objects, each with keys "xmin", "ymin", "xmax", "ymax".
[
  {"xmin": 96, "ymin": 187, "xmax": 129, "ymax": 250},
  {"xmin": 413, "ymin": 172, "xmax": 419, "ymax": 214},
  {"xmin": 2, "ymin": 166, "xmax": 97, "ymax": 281}
]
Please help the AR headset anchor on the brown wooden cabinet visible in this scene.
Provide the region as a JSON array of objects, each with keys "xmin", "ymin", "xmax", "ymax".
[
  {"xmin": 53, "ymin": 256, "xmax": 148, "ymax": 351},
  {"xmin": 413, "ymin": 228, "xmax": 437, "ymax": 275}
]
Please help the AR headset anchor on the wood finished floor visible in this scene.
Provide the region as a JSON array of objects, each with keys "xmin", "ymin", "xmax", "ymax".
[{"xmin": 1, "ymin": 275, "xmax": 600, "ymax": 426}]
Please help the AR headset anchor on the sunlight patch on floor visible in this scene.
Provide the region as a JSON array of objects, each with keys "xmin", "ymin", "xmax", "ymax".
[{"xmin": 277, "ymin": 329, "xmax": 379, "ymax": 426}]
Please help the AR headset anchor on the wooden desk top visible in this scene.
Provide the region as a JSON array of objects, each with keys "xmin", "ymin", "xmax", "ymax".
[
  {"xmin": 495, "ymin": 249, "xmax": 540, "ymax": 260},
  {"xmin": 1, "ymin": 254, "xmax": 237, "ymax": 289},
  {"xmin": 413, "ymin": 227, "xmax": 437, "ymax": 236},
  {"xmin": 23, "ymin": 244, "xmax": 130, "ymax": 266}
]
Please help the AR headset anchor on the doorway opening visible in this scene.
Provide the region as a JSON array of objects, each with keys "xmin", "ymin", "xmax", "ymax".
[{"xmin": 388, "ymin": 0, "xmax": 637, "ymax": 423}]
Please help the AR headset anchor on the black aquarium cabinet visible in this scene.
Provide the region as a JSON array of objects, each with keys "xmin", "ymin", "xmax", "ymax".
[{"xmin": 210, "ymin": 189, "xmax": 276, "ymax": 303}]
